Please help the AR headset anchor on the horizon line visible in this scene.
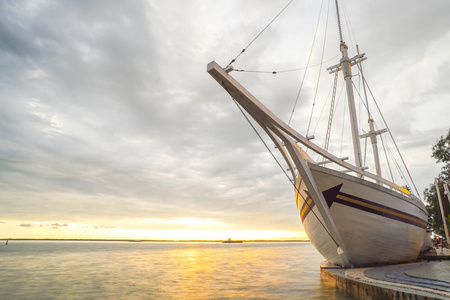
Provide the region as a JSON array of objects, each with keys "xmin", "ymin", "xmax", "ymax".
[{"xmin": 1, "ymin": 238, "xmax": 310, "ymax": 243}]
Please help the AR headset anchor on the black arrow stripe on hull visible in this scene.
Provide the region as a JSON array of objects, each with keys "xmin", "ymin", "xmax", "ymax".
[{"xmin": 299, "ymin": 189, "xmax": 427, "ymax": 229}]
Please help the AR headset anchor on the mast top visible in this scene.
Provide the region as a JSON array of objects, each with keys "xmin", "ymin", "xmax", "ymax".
[{"xmin": 334, "ymin": 0, "xmax": 344, "ymax": 43}]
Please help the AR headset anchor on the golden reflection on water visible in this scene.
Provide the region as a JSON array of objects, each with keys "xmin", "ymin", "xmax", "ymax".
[{"xmin": 0, "ymin": 241, "xmax": 352, "ymax": 299}]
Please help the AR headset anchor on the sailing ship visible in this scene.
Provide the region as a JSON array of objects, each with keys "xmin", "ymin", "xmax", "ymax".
[
  {"xmin": 207, "ymin": 1, "xmax": 428, "ymax": 267},
  {"xmin": 222, "ymin": 238, "xmax": 244, "ymax": 244}
]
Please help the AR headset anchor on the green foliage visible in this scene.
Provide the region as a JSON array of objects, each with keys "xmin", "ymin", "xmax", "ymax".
[
  {"xmin": 424, "ymin": 129, "xmax": 450, "ymax": 233},
  {"xmin": 432, "ymin": 129, "xmax": 450, "ymax": 164},
  {"xmin": 439, "ymin": 214, "xmax": 450, "ymax": 232}
]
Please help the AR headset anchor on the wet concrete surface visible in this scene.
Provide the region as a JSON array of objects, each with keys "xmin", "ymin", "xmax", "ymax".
[{"xmin": 321, "ymin": 247, "xmax": 450, "ymax": 299}]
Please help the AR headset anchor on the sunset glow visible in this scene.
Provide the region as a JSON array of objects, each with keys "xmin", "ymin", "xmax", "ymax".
[{"xmin": 1, "ymin": 218, "xmax": 308, "ymax": 241}]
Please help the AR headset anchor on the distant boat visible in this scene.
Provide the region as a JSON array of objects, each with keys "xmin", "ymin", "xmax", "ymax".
[
  {"xmin": 222, "ymin": 238, "xmax": 243, "ymax": 244},
  {"xmin": 208, "ymin": 1, "xmax": 427, "ymax": 267}
]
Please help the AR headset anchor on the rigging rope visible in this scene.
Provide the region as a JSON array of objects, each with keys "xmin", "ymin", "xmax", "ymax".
[
  {"xmin": 324, "ymin": 72, "xmax": 339, "ymax": 152},
  {"xmin": 340, "ymin": 0, "xmax": 358, "ymax": 53},
  {"xmin": 306, "ymin": 0, "xmax": 330, "ymax": 137},
  {"xmin": 313, "ymin": 79, "xmax": 334, "ymax": 139},
  {"xmin": 225, "ymin": 0, "xmax": 294, "ymax": 69},
  {"xmin": 363, "ymin": 135, "xmax": 368, "ymax": 166},
  {"xmin": 379, "ymin": 133, "xmax": 395, "ymax": 182},
  {"xmin": 339, "ymin": 91, "xmax": 347, "ymax": 168},
  {"xmin": 233, "ymin": 54, "xmax": 340, "ymax": 74},
  {"xmin": 230, "ymin": 97, "xmax": 341, "ymax": 248},
  {"xmin": 336, "ymin": 2, "xmax": 419, "ymax": 197},
  {"xmin": 352, "ymin": 80, "xmax": 414, "ymax": 190},
  {"xmin": 383, "ymin": 134, "xmax": 411, "ymax": 188},
  {"xmin": 288, "ymin": 0, "xmax": 325, "ymax": 125},
  {"xmin": 356, "ymin": 47, "xmax": 372, "ymax": 119},
  {"xmin": 363, "ymin": 78, "xmax": 420, "ymax": 197}
]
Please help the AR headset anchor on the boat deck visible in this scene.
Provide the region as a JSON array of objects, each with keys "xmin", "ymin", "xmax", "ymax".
[{"xmin": 321, "ymin": 247, "xmax": 450, "ymax": 299}]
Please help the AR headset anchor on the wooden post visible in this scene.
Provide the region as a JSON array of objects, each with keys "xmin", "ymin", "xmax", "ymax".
[{"xmin": 435, "ymin": 178, "xmax": 449, "ymax": 243}]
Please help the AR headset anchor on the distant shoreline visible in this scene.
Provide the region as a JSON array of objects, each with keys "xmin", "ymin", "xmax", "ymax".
[{"xmin": 1, "ymin": 238, "xmax": 310, "ymax": 243}]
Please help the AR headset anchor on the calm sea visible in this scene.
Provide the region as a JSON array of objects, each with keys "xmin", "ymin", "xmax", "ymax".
[{"xmin": 0, "ymin": 241, "xmax": 353, "ymax": 299}]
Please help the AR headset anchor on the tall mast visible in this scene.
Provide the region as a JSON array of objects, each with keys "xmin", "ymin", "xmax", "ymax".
[
  {"xmin": 357, "ymin": 45, "xmax": 387, "ymax": 181},
  {"xmin": 329, "ymin": 0, "xmax": 365, "ymax": 171},
  {"xmin": 335, "ymin": 0, "xmax": 344, "ymax": 43}
]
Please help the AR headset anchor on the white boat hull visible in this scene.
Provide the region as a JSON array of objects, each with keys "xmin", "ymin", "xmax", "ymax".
[
  {"xmin": 297, "ymin": 163, "xmax": 427, "ymax": 267},
  {"xmin": 207, "ymin": 61, "xmax": 428, "ymax": 268}
]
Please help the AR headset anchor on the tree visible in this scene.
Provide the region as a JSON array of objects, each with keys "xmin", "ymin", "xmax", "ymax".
[
  {"xmin": 432, "ymin": 129, "xmax": 450, "ymax": 179},
  {"xmin": 440, "ymin": 215, "xmax": 450, "ymax": 232},
  {"xmin": 424, "ymin": 129, "xmax": 450, "ymax": 234}
]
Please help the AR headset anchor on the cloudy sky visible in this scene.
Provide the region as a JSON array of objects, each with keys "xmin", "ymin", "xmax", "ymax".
[{"xmin": 1, "ymin": 0, "xmax": 449, "ymax": 240}]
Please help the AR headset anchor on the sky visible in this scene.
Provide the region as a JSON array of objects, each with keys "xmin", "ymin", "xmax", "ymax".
[{"xmin": 1, "ymin": 0, "xmax": 449, "ymax": 241}]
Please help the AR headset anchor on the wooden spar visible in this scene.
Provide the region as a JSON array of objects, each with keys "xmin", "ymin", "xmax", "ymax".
[
  {"xmin": 435, "ymin": 178, "xmax": 450, "ymax": 242},
  {"xmin": 284, "ymin": 140, "xmax": 352, "ymax": 267},
  {"xmin": 444, "ymin": 182, "xmax": 450, "ymax": 205},
  {"xmin": 230, "ymin": 89, "xmax": 353, "ymax": 266},
  {"xmin": 264, "ymin": 126, "xmax": 297, "ymax": 181},
  {"xmin": 207, "ymin": 61, "xmax": 412, "ymax": 197}
]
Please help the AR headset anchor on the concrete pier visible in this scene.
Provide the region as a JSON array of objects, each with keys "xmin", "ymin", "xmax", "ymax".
[{"xmin": 321, "ymin": 248, "xmax": 450, "ymax": 300}]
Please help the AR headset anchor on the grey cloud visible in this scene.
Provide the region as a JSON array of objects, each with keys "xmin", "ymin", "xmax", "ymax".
[
  {"xmin": 91, "ymin": 225, "xmax": 116, "ymax": 229},
  {"xmin": 49, "ymin": 223, "xmax": 68, "ymax": 229},
  {"xmin": 1, "ymin": 0, "xmax": 449, "ymax": 235}
]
